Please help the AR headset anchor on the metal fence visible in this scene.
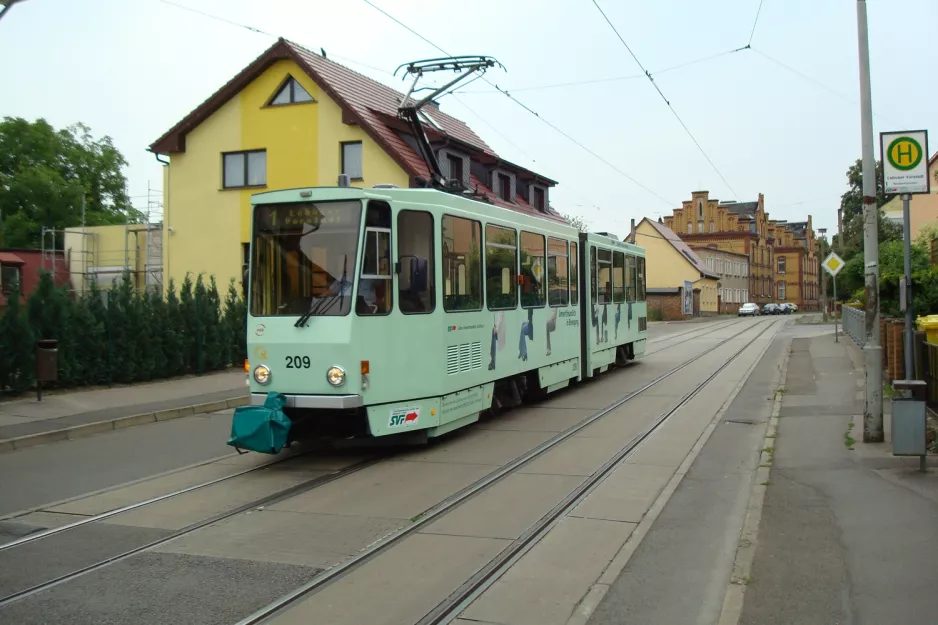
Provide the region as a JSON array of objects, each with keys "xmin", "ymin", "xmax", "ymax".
[{"xmin": 842, "ymin": 305, "xmax": 865, "ymax": 346}]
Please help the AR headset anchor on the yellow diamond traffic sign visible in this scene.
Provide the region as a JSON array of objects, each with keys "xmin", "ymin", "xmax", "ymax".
[{"xmin": 822, "ymin": 252, "xmax": 845, "ymax": 277}]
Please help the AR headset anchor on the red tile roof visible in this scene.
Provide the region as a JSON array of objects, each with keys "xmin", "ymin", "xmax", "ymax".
[{"xmin": 149, "ymin": 38, "xmax": 561, "ymax": 221}]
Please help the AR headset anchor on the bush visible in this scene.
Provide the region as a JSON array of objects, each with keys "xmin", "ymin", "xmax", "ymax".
[{"xmin": 0, "ymin": 270, "xmax": 247, "ymax": 395}]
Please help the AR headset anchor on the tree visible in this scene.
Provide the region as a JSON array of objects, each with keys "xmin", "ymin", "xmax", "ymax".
[
  {"xmin": 0, "ymin": 117, "xmax": 143, "ymax": 248},
  {"xmin": 915, "ymin": 220, "xmax": 938, "ymax": 248},
  {"xmin": 0, "ymin": 279, "xmax": 34, "ymax": 394},
  {"xmin": 562, "ymin": 213, "xmax": 589, "ymax": 232},
  {"xmin": 831, "ymin": 158, "xmax": 901, "ymax": 259}
]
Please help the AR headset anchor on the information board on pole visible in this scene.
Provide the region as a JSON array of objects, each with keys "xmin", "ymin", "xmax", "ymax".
[{"xmin": 880, "ymin": 130, "xmax": 930, "ymax": 195}]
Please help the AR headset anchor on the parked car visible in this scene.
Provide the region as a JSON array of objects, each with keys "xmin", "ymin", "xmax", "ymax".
[
  {"xmin": 738, "ymin": 303, "xmax": 760, "ymax": 316},
  {"xmin": 784, "ymin": 302, "xmax": 798, "ymax": 313},
  {"xmin": 777, "ymin": 303, "xmax": 794, "ymax": 314},
  {"xmin": 762, "ymin": 303, "xmax": 780, "ymax": 315}
]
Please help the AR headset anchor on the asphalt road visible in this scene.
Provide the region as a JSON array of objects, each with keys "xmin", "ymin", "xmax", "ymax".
[
  {"xmin": 0, "ymin": 411, "xmax": 234, "ymax": 517},
  {"xmin": 0, "ymin": 318, "xmax": 729, "ymax": 518}
]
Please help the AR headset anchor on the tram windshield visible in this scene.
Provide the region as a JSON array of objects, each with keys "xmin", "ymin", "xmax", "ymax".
[{"xmin": 250, "ymin": 200, "xmax": 362, "ymax": 317}]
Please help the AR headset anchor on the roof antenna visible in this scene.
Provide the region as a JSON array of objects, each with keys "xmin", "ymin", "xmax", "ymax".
[{"xmin": 394, "ymin": 55, "xmax": 503, "ymax": 193}]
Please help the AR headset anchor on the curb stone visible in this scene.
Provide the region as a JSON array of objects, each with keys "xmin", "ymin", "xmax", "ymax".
[
  {"xmin": 715, "ymin": 339, "xmax": 792, "ymax": 625},
  {"xmin": 0, "ymin": 395, "xmax": 249, "ymax": 454},
  {"xmin": 565, "ymin": 320, "xmax": 786, "ymax": 625}
]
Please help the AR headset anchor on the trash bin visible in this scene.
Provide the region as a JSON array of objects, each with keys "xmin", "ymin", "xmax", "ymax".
[
  {"xmin": 35, "ymin": 340, "xmax": 58, "ymax": 401},
  {"xmin": 916, "ymin": 315, "xmax": 938, "ymax": 344}
]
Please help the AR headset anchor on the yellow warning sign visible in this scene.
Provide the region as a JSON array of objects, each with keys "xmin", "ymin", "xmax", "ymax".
[{"xmin": 822, "ymin": 252, "xmax": 844, "ymax": 277}]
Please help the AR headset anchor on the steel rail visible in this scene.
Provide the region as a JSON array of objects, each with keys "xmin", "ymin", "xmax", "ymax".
[
  {"xmin": 233, "ymin": 318, "xmax": 774, "ymax": 625},
  {"xmin": 0, "ymin": 454, "xmax": 387, "ymax": 607},
  {"xmin": 418, "ymin": 319, "xmax": 780, "ymax": 624},
  {"xmin": 0, "ymin": 447, "xmax": 313, "ymax": 552}
]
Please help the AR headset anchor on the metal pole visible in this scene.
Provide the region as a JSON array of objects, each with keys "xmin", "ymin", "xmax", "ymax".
[
  {"xmin": 902, "ymin": 193, "xmax": 914, "ymax": 381},
  {"xmin": 857, "ymin": 0, "xmax": 883, "ymax": 442},
  {"xmin": 822, "ymin": 265, "xmax": 829, "ymax": 322},
  {"xmin": 834, "ymin": 275, "xmax": 839, "ymax": 343}
]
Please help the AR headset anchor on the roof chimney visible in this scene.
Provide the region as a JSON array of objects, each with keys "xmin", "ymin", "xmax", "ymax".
[{"xmin": 630, "ymin": 218, "xmax": 636, "ymax": 243}]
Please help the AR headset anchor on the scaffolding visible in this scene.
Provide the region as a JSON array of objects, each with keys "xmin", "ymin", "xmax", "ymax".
[{"xmin": 46, "ymin": 184, "xmax": 164, "ymax": 294}]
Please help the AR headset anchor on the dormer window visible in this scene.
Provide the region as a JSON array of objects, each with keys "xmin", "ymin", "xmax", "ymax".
[
  {"xmin": 268, "ymin": 76, "xmax": 315, "ymax": 106},
  {"xmin": 533, "ymin": 187, "xmax": 545, "ymax": 212},
  {"xmin": 497, "ymin": 172, "xmax": 512, "ymax": 202}
]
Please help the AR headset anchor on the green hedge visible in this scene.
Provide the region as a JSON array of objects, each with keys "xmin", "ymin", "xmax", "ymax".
[{"xmin": 0, "ymin": 271, "xmax": 247, "ymax": 395}]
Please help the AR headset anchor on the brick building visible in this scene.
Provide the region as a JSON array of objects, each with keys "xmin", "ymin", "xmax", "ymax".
[{"xmin": 663, "ymin": 191, "xmax": 819, "ymax": 309}]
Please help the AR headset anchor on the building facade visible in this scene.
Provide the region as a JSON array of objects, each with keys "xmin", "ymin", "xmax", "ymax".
[
  {"xmin": 664, "ymin": 191, "xmax": 819, "ymax": 309},
  {"xmin": 149, "ymin": 38, "xmax": 560, "ymax": 294},
  {"xmin": 773, "ymin": 219, "xmax": 819, "ymax": 309},
  {"xmin": 632, "ymin": 218, "xmax": 719, "ymax": 318},
  {"xmin": 690, "ymin": 246, "xmax": 750, "ymax": 312},
  {"xmin": 0, "ymin": 249, "xmax": 70, "ymax": 308},
  {"xmin": 880, "ymin": 151, "xmax": 938, "ymax": 239}
]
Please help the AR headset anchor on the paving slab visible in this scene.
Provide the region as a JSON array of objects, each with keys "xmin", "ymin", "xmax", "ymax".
[
  {"xmin": 268, "ymin": 533, "xmax": 511, "ymax": 625},
  {"xmin": 397, "ymin": 427, "xmax": 554, "ymax": 466},
  {"xmin": 518, "ymin": 435, "xmax": 629, "ymax": 477},
  {"xmin": 268, "ymin": 460, "xmax": 494, "ymax": 520},
  {"xmin": 585, "ymin": 325, "xmax": 785, "ymax": 625},
  {"xmin": 573, "ymin": 395, "xmax": 674, "ymax": 440},
  {"xmin": 476, "ymin": 406, "xmax": 595, "ymax": 433},
  {"xmin": 0, "ymin": 520, "xmax": 172, "ymax": 598},
  {"xmin": 0, "ymin": 552, "xmax": 318, "ymax": 625},
  {"xmin": 421, "ymin": 473, "xmax": 585, "ymax": 540},
  {"xmin": 48, "ymin": 461, "xmax": 254, "ymax": 516},
  {"xmin": 570, "ymin": 462, "xmax": 675, "ymax": 523},
  {"xmin": 100, "ymin": 468, "xmax": 331, "ymax": 530},
  {"xmin": 461, "ymin": 516, "xmax": 636, "ymax": 625},
  {"xmin": 157, "ymin": 508, "xmax": 405, "ymax": 568},
  {"xmin": 739, "ymin": 336, "xmax": 938, "ymax": 625},
  {"xmin": 0, "ymin": 411, "xmax": 236, "ymax": 516}
]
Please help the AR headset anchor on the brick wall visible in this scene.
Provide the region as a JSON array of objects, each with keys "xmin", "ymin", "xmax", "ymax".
[{"xmin": 647, "ymin": 293, "xmax": 686, "ymax": 321}]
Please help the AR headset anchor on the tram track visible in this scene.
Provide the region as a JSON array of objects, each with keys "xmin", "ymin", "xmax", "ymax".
[
  {"xmin": 644, "ymin": 317, "xmax": 747, "ymax": 355},
  {"xmin": 231, "ymin": 317, "xmax": 779, "ymax": 625},
  {"xmin": 0, "ymin": 317, "xmax": 771, "ymax": 620},
  {"xmin": 0, "ymin": 453, "xmax": 387, "ymax": 608}
]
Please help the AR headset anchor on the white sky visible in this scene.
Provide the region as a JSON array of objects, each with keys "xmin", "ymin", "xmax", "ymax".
[{"xmin": 1, "ymin": 0, "xmax": 935, "ymax": 239}]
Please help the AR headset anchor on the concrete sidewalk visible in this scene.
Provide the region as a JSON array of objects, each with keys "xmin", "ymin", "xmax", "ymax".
[
  {"xmin": 736, "ymin": 335, "xmax": 938, "ymax": 625},
  {"xmin": 0, "ymin": 370, "xmax": 248, "ymax": 452}
]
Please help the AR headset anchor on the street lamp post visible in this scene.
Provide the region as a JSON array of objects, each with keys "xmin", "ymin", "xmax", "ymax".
[{"xmin": 819, "ymin": 228, "xmax": 828, "ymax": 322}]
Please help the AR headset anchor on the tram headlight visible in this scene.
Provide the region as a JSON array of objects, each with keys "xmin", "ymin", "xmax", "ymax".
[
  {"xmin": 326, "ymin": 365, "xmax": 346, "ymax": 387},
  {"xmin": 253, "ymin": 364, "xmax": 271, "ymax": 386}
]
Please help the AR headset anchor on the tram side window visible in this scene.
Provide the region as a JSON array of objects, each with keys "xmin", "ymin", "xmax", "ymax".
[
  {"xmin": 398, "ymin": 210, "xmax": 435, "ymax": 314},
  {"xmin": 548, "ymin": 237, "xmax": 569, "ymax": 307},
  {"xmin": 597, "ymin": 248, "xmax": 612, "ymax": 304},
  {"xmin": 570, "ymin": 242, "xmax": 578, "ymax": 305},
  {"xmin": 520, "ymin": 231, "xmax": 546, "ymax": 308},
  {"xmin": 486, "ymin": 224, "xmax": 517, "ymax": 310},
  {"xmin": 358, "ymin": 201, "xmax": 393, "ymax": 316},
  {"xmin": 638, "ymin": 257, "xmax": 646, "ymax": 300},
  {"xmin": 627, "ymin": 255, "xmax": 638, "ymax": 302},
  {"xmin": 590, "ymin": 246, "xmax": 597, "ymax": 305},
  {"xmin": 442, "ymin": 215, "xmax": 482, "ymax": 312},
  {"xmin": 612, "ymin": 251, "xmax": 625, "ymax": 303}
]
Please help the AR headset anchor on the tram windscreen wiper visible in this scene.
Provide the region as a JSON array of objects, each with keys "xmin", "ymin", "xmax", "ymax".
[{"xmin": 294, "ymin": 255, "xmax": 348, "ymax": 328}]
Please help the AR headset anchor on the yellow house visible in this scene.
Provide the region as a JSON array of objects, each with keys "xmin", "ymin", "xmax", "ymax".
[
  {"xmin": 632, "ymin": 217, "xmax": 719, "ymax": 317},
  {"xmin": 881, "ymin": 152, "xmax": 938, "ymax": 240},
  {"xmin": 149, "ymin": 38, "xmax": 558, "ymax": 293}
]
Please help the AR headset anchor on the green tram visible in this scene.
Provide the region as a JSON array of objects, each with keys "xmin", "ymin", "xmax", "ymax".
[{"xmin": 238, "ymin": 185, "xmax": 647, "ymax": 449}]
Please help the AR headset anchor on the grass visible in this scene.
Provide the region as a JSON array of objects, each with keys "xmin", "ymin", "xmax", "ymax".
[
  {"xmin": 760, "ymin": 480, "xmax": 771, "ymax": 486},
  {"xmin": 883, "ymin": 382, "xmax": 897, "ymax": 399},
  {"xmin": 844, "ymin": 421, "xmax": 856, "ymax": 450},
  {"xmin": 762, "ymin": 445, "xmax": 775, "ymax": 455}
]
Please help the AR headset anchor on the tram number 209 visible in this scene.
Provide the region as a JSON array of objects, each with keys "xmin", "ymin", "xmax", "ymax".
[{"xmin": 285, "ymin": 356, "xmax": 311, "ymax": 369}]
